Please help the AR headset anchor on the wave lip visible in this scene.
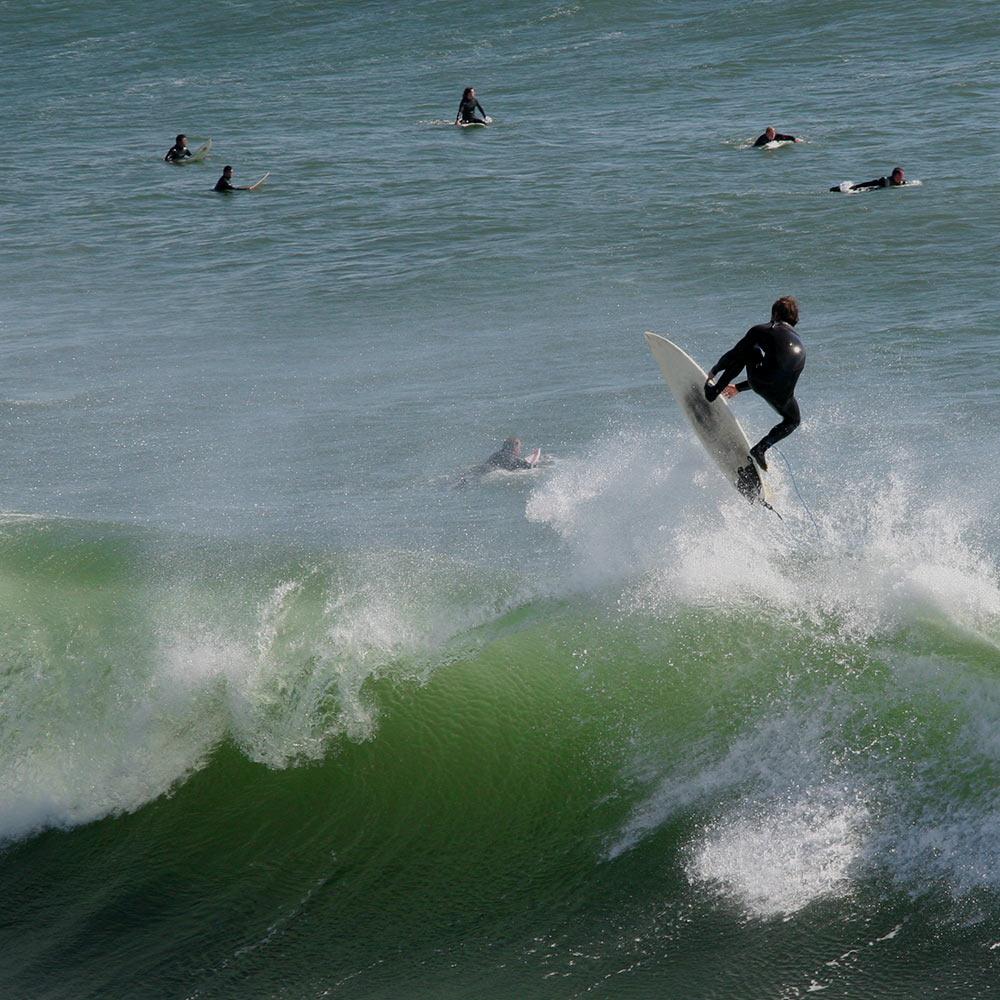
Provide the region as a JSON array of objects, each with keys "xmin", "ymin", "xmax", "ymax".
[{"xmin": 0, "ymin": 524, "xmax": 526, "ymax": 847}]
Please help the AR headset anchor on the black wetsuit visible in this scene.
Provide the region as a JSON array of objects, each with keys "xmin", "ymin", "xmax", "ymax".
[
  {"xmin": 484, "ymin": 449, "xmax": 531, "ymax": 471},
  {"xmin": 705, "ymin": 321, "xmax": 805, "ymax": 459},
  {"xmin": 832, "ymin": 176, "xmax": 904, "ymax": 192},
  {"xmin": 457, "ymin": 95, "xmax": 487, "ymax": 124},
  {"xmin": 752, "ymin": 132, "xmax": 797, "ymax": 147},
  {"xmin": 164, "ymin": 144, "xmax": 192, "ymax": 163},
  {"xmin": 214, "ymin": 175, "xmax": 236, "ymax": 192}
]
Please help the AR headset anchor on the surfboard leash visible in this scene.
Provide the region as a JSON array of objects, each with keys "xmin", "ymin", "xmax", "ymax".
[
  {"xmin": 760, "ymin": 497, "xmax": 783, "ymax": 521},
  {"xmin": 775, "ymin": 447, "xmax": 821, "ymax": 537}
]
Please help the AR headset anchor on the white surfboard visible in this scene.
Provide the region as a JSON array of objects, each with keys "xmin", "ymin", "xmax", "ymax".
[
  {"xmin": 247, "ymin": 172, "xmax": 270, "ymax": 191},
  {"xmin": 644, "ymin": 332, "xmax": 770, "ymax": 506},
  {"xmin": 189, "ymin": 139, "xmax": 212, "ymax": 162},
  {"xmin": 831, "ymin": 179, "xmax": 918, "ymax": 194},
  {"xmin": 167, "ymin": 138, "xmax": 210, "ymax": 164}
]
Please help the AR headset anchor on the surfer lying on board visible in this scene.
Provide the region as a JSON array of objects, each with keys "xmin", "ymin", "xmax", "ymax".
[
  {"xmin": 704, "ymin": 296, "xmax": 805, "ymax": 471},
  {"xmin": 480, "ymin": 437, "xmax": 537, "ymax": 472},
  {"xmin": 455, "ymin": 87, "xmax": 488, "ymax": 125},
  {"xmin": 213, "ymin": 166, "xmax": 250, "ymax": 192},
  {"xmin": 164, "ymin": 134, "xmax": 192, "ymax": 163},
  {"xmin": 831, "ymin": 166, "xmax": 905, "ymax": 192},
  {"xmin": 752, "ymin": 126, "xmax": 802, "ymax": 147}
]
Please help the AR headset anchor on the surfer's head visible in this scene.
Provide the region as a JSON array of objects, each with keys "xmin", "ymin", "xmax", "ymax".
[
  {"xmin": 764, "ymin": 126, "xmax": 776, "ymax": 140},
  {"xmin": 463, "ymin": 87, "xmax": 475, "ymax": 99},
  {"xmin": 890, "ymin": 166, "xmax": 905, "ymax": 185},
  {"xmin": 222, "ymin": 165, "xmax": 233, "ymax": 178},
  {"xmin": 771, "ymin": 296, "xmax": 799, "ymax": 326},
  {"xmin": 501, "ymin": 437, "xmax": 522, "ymax": 458},
  {"xmin": 176, "ymin": 134, "xmax": 187, "ymax": 146}
]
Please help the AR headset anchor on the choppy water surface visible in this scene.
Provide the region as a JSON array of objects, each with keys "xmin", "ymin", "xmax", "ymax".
[{"xmin": 2, "ymin": 1, "xmax": 999, "ymax": 997}]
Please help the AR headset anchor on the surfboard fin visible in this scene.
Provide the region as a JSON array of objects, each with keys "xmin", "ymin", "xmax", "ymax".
[
  {"xmin": 736, "ymin": 463, "xmax": 762, "ymax": 502},
  {"xmin": 735, "ymin": 463, "xmax": 781, "ymax": 518}
]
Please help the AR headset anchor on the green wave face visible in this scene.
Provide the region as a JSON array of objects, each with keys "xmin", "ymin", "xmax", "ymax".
[{"xmin": 2, "ymin": 514, "xmax": 999, "ymax": 998}]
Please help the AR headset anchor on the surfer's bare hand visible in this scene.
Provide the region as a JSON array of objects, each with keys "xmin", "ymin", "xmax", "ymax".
[{"xmin": 721, "ymin": 385, "xmax": 739, "ymax": 399}]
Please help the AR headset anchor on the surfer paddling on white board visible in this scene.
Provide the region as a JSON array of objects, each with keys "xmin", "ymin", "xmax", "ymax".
[
  {"xmin": 831, "ymin": 166, "xmax": 905, "ymax": 192},
  {"xmin": 752, "ymin": 126, "xmax": 802, "ymax": 147},
  {"xmin": 455, "ymin": 87, "xmax": 488, "ymax": 125},
  {"xmin": 704, "ymin": 296, "xmax": 805, "ymax": 472},
  {"xmin": 213, "ymin": 166, "xmax": 251, "ymax": 192},
  {"xmin": 164, "ymin": 134, "xmax": 192, "ymax": 163}
]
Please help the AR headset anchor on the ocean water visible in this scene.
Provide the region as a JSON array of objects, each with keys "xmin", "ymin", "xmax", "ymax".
[{"xmin": 2, "ymin": 1, "xmax": 999, "ymax": 997}]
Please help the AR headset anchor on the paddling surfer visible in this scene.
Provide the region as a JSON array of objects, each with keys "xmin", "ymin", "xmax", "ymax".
[
  {"xmin": 752, "ymin": 126, "xmax": 802, "ymax": 147},
  {"xmin": 164, "ymin": 134, "xmax": 192, "ymax": 163},
  {"xmin": 831, "ymin": 166, "xmax": 906, "ymax": 192},
  {"xmin": 480, "ymin": 437, "xmax": 535, "ymax": 472},
  {"xmin": 704, "ymin": 296, "xmax": 805, "ymax": 471},
  {"xmin": 455, "ymin": 87, "xmax": 488, "ymax": 125}
]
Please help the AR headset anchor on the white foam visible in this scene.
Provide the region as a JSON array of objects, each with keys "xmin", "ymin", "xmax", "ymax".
[
  {"xmin": 606, "ymin": 697, "xmax": 871, "ymax": 917},
  {"xmin": 0, "ymin": 685, "xmax": 221, "ymax": 846},
  {"xmin": 564, "ymin": 422, "xmax": 1000, "ymax": 909},
  {"xmin": 688, "ymin": 792, "xmax": 869, "ymax": 918},
  {"xmin": 526, "ymin": 424, "xmax": 753, "ymax": 587},
  {"xmin": 0, "ymin": 552, "xmax": 524, "ymax": 845},
  {"xmin": 608, "ymin": 638, "xmax": 1000, "ymax": 912},
  {"xmin": 527, "ymin": 427, "xmax": 1000, "ymax": 644},
  {"xmin": 200, "ymin": 554, "xmax": 524, "ymax": 766},
  {"xmin": 540, "ymin": 4, "xmax": 581, "ymax": 21},
  {"xmin": 605, "ymin": 698, "xmax": 872, "ymax": 916}
]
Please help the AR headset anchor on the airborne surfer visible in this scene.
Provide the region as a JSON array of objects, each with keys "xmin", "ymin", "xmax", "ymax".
[
  {"xmin": 455, "ymin": 87, "xmax": 488, "ymax": 125},
  {"xmin": 752, "ymin": 126, "xmax": 802, "ymax": 147},
  {"xmin": 704, "ymin": 296, "xmax": 805, "ymax": 471},
  {"xmin": 164, "ymin": 134, "xmax": 192, "ymax": 163}
]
